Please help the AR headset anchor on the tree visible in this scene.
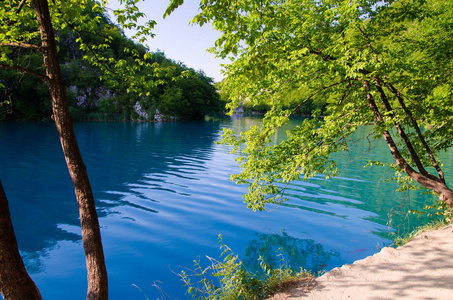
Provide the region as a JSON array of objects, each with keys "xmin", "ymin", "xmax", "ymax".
[
  {"xmin": 1, "ymin": 0, "xmax": 107, "ymax": 298},
  {"xmin": 166, "ymin": 0, "xmax": 453, "ymax": 210},
  {"xmin": 0, "ymin": 0, "xmax": 157, "ymax": 299},
  {"xmin": 0, "ymin": 179, "xmax": 42, "ymax": 299},
  {"xmin": 1, "ymin": 7, "xmax": 221, "ymax": 122},
  {"xmin": 157, "ymin": 68, "xmax": 223, "ymax": 119}
]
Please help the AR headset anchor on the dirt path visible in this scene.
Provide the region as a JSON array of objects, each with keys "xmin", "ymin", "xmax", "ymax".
[{"xmin": 269, "ymin": 225, "xmax": 453, "ymax": 300}]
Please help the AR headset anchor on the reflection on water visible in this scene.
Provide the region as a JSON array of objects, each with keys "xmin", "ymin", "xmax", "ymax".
[
  {"xmin": 244, "ymin": 231, "xmax": 340, "ymax": 274},
  {"xmin": 0, "ymin": 117, "xmax": 449, "ymax": 299}
]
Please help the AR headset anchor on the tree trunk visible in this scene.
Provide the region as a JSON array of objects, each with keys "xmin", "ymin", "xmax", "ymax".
[
  {"xmin": 0, "ymin": 178, "xmax": 42, "ymax": 300},
  {"xmin": 363, "ymin": 80, "xmax": 453, "ymax": 207},
  {"xmin": 32, "ymin": 0, "xmax": 108, "ymax": 299}
]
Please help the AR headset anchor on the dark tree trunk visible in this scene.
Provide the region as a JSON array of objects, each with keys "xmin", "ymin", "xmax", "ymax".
[
  {"xmin": 32, "ymin": 0, "xmax": 108, "ymax": 299},
  {"xmin": 0, "ymin": 178, "xmax": 42, "ymax": 300}
]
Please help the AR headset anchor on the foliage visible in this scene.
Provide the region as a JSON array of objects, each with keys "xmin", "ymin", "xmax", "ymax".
[
  {"xmin": 0, "ymin": 1, "xmax": 221, "ymax": 298},
  {"xmin": 164, "ymin": 0, "xmax": 453, "ymax": 210},
  {"xmin": 409, "ymin": 199, "xmax": 453, "ymax": 225},
  {"xmin": 155, "ymin": 68, "xmax": 222, "ymax": 120},
  {"xmin": 0, "ymin": 53, "xmax": 51, "ymax": 120},
  {"xmin": 0, "ymin": 0, "xmax": 222, "ymax": 121},
  {"xmin": 179, "ymin": 235, "xmax": 312, "ymax": 300}
]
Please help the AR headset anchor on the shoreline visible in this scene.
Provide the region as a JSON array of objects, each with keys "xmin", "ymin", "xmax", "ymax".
[{"xmin": 269, "ymin": 224, "xmax": 453, "ymax": 299}]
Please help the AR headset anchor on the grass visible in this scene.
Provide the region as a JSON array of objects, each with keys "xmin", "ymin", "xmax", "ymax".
[
  {"xmin": 179, "ymin": 235, "xmax": 314, "ymax": 300},
  {"xmin": 392, "ymin": 218, "xmax": 450, "ymax": 247},
  {"xmin": 392, "ymin": 199, "xmax": 453, "ymax": 247}
]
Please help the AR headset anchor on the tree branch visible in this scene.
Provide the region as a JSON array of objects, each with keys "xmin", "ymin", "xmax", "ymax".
[
  {"xmin": 357, "ymin": 25, "xmax": 380, "ymax": 61},
  {"xmin": 17, "ymin": 0, "xmax": 28, "ymax": 14},
  {"xmin": 364, "ymin": 80, "xmax": 417, "ymax": 176},
  {"xmin": 364, "ymin": 79, "xmax": 453, "ymax": 205},
  {"xmin": 0, "ymin": 63, "xmax": 49, "ymax": 84},
  {"xmin": 356, "ymin": 24, "xmax": 445, "ymax": 182},
  {"xmin": 308, "ymin": 49, "xmax": 337, "ymax": 61},
  {"xmin": 0, "ymin": 42, "xmax": 42, "ymax": 51},
  {"xmin": 382, "ymin": 80, "xmax": 445, "ymax": 182},
  {"xmin": 338, "ymin": 80, "xmax": 353, "ymax": 106},
  {"xmin": 371, "ymin": 77, "xmax": 433, "ymax": 179},
  {"xmin": 62, "ymin": 20, "xmax": 131, "ymax": 80}
]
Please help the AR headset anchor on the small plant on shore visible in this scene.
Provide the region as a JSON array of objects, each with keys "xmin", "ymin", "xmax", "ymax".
[
  {"xmin": 418, "ymin": 199, "xmax": 453, "ymax": 224},
  {"xmin": 393, "ymin": 199, "xmax": 453, "ymax": 247},
  {"xmin": 179, "ymin": 235, "xmax": 312, "ymax": 300}
]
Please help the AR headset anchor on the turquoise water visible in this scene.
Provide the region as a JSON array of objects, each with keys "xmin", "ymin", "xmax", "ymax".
[{"xmin": 0, "ymin": 117, "xmax": 447, "ymax": 299}]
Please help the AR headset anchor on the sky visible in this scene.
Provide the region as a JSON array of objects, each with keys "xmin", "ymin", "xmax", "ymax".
[{"xmin": 106, "ymin": 0, "xmax": 225, "ymax": 82}]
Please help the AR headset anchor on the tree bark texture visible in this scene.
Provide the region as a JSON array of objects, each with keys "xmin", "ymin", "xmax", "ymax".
[
  {"xmin": 0, "ymin": 179, "xmax": 42, "ymax": 300},
  {"xmin": 32, "ymin": 0, "xmax": 108, "ymax": 299}
]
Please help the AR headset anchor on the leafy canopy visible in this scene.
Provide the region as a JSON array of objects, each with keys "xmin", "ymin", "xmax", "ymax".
[
  {"xmin": 166, "ymin": 0, "xmax": 453, "ymax": 210},
  {"xmin": 1, "ymin": 0, "xmax": 171, "ymax": 97},
  {"xmin": 1, "ymin": 0, "xmax": 222, "ymax": 121}
]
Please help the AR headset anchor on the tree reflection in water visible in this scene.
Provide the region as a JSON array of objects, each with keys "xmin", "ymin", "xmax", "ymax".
[{"xmin": 244, "ymin": 231, "xmax": 339, "ymax": 274}]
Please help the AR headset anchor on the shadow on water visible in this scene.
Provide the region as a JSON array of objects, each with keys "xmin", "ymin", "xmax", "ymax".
[{"xmin": 0, "ymin": 122, "xmax": 81, "ymax": 273}]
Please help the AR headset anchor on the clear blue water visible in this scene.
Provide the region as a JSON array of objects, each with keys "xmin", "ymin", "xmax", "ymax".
[{"xmin": 0, "ymin": 117, "xmax": 449, "ymax": 299}]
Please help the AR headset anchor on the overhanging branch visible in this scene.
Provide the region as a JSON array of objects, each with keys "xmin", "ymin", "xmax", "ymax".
[
  {"xmin": 371, "ymin": 77, "xmax": 432, "ymax": 179},
  {"xmin": 0, "ymin": 63, "xmax": 49, "ymax": 84},
  {"xmin": 364, "ymin": 79, "xmax": 453, "ymax": 205},
  {"xmin": 382, "ymin": 79, "xmax": 445, "ymax": 183},
  {"xmin": 363, "ymin": 79, "xmax": 416, "ymax": 177}
]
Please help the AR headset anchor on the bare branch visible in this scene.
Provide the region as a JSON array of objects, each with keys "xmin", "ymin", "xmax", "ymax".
[
  {"xmin": 17, "ymin": 0, "xmax": 28, "ymax": 13},
  {"xmin": 0, "ymin": 42, "xmax": 42, "ymax": 51},
  {"xmin": 0, "ymin": 63, "xmax": 49, "ymax": 84}
]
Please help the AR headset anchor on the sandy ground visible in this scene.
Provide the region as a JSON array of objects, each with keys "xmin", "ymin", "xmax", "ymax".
[{"xmin": 269, "ymin": 224, "xmax": 453, "ymax": 300}]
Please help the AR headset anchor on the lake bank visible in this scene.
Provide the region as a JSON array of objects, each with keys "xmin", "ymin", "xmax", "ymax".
[{"xmin": 269, "ymin": 224, "xmax": 453, "ymax": 299}]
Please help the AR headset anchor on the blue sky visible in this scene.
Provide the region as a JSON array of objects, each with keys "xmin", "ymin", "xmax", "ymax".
[{"xmin": 107, "ymin": 0, "xmax": 225, "ymax": 82}]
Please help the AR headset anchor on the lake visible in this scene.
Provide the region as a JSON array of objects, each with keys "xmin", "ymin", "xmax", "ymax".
[{"xmin": 0, "ymin": 117, "xmax": 448, "ymax": 299}]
